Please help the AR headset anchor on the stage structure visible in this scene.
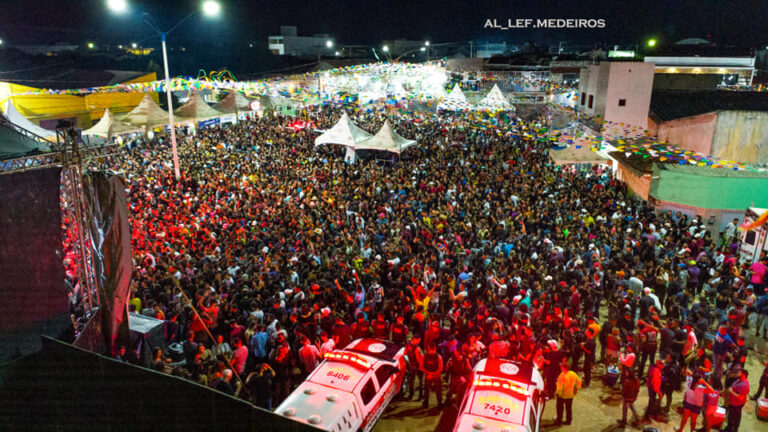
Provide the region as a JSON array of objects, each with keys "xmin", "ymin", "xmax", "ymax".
[{"xmin": 0, "ymin": 112, "xmax": 123, "ymax": 360}]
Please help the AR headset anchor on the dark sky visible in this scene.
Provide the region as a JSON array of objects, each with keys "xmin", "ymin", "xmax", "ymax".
[{"xmin": 1, "ymin": 0, "xmax": 767, "ymax": 49}]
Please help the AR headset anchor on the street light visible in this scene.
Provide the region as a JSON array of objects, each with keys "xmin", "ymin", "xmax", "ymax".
[
  {"xmin": 424, "ymin": 40, "xmax": 430, "ymax": 61},
  {"xmin": 106, "ymin": 0, "xmax": 128, "ymax": 13},
  {"xmin": 202, "ymin": 0, "xmax": 221, "ymax": 16},
  {"xmin": 326, "ymin": 40, "xmax": 333, "ymax": 48},
  {"xmin": 131, "ymin": 42, "xmax": 137, "ymax": 48},
  {"xmin": 108, "ymin": 0, "xmax": 221, "ymax": 180},
  {"xmin": 0, "ymin": 39, "xmax": 4, "ymax": 46},
  {"xmin": 88, "ymin": 42, "xmax": 95, "ymax": 49},
  {"xmin": 420, "ymin": 47, "xmax": 425, "ymax": 52},
  {"xmin": 647, "ymin": 39, "xmax": 657, "ymax": 47}
]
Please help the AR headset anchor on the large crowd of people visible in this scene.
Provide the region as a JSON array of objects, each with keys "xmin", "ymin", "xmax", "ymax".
[{"xmin": 84, "ymin": 101, "xmax": 767, "ymax": 431}]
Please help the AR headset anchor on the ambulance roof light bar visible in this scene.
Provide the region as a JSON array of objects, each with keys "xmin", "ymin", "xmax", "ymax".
[
  {"xmin": 324, "ymin": 352, "xmax": 372, "ymax": 369},
  {"xmin": 473, "ymin": 378, "xmax": 530, "ymax": 396}
]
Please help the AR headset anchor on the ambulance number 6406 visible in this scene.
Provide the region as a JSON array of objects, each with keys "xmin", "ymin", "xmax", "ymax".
[{"xmin": 327, "ymin": 371, "xmax": 350, "ymax": 381}]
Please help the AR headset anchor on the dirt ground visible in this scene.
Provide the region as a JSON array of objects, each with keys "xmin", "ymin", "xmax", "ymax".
[{"xmin": 375, "ymin": 329, "xmax": 768, "ymax": 432}]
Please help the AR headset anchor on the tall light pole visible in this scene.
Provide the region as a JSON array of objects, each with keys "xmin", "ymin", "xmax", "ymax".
[
  {"xmin": 425, "ymin": 40, "xmax": 430, "ymax": 61},
  {"xmin": 317, "ymin": 40, "xmax": 333, "ymax": 97},
  {"xmin": 108, "ymin": 0, "xmax": 221, "ymax": 180}
]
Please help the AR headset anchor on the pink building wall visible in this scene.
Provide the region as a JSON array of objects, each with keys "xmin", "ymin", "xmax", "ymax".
[
  {"xmin": 655, "ymin": 112, "xmax": 717, "ymax": 156},
  {"xmin": 603, "ymin": 62, "xmax": 655, "ymax": 129}
]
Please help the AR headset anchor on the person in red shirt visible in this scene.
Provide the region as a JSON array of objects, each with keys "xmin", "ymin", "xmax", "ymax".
[
  {"xmin": 371, "ymin": 312, "xmax": 389, "ymax": 339},
  {"xmin": 644, "ymin": 359, "xmax": 664, "ymax": 421},
  {"xmin": 352, "ymin": 313, "xmax": 371, "ymax": 340},
  {"xmin": 421, "ymin": 343, "xmax": 444, "ymax": 409},
  {"xmin": 725, "ymin": 370, "xmax": 750, "ymax": 432}
]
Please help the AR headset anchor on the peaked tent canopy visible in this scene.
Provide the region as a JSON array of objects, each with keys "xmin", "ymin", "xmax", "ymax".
[
  {"xmin": 355, "ymin": 120, "xmax": 417, "ymax": 154},
  {"xmin": 419, "ymin": 84, "xmax": 448, "ymax": 100},
  {"xmin": 214, "ymin": 92, "xmax": 254, "ymax": 114},
  {"xmin": 478, "ymin": 84, "xmax": 514, "ymax": 111},
  {"xmin": 82, "ymin": 109, "xmax": 142, "ymax": 138},
  {"xmin": 438, "ymin": 83, "xmax": 472, "ymax": 111},
  {"xmin": 174, "ymin": 93, "xmax": 225, "ymax": 122},
  {"xmin": 1, "ymin": 101, "xmax": 57, "ymax": 141},
  {"xmin": 120, "ymin": 94, "xmax": 172, "ymax": 128},
  {"xmin": 314, "ymin": 112, "xmax": 372, "ymax": 148}
]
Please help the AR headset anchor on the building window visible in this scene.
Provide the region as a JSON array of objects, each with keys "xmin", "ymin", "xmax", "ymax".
[
  {"xmin": 618, "ymin": 99, "xmax": 626, "ymax": 107},
  {"xmin": 581, "ymin": 93, "xmax": 586, "ymax": 106},
  {"xmin": 588, "ymin": 95, "xmax": 594, "ymax": 109}
]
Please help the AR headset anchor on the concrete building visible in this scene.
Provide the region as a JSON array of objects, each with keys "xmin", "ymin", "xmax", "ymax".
[
  {"xmin": 644, "ymin": 44, "xmax": 756, "ymax": 87},
  {"xmin": 268, "ymin": 26, "xmax": 335, "ymax": 57},
  {"xmin": 475, "ymin": 42, "xmax": 510, "ymax": 58},
  {"xmin": 577, "ymin": 61, "xmax": 655, "ymax": 129},
  {"xmin": 648, "ymin": 90, "xmax": 768, "ymax": 166}
]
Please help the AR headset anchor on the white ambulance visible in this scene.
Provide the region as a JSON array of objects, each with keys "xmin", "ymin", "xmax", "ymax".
[
  {"xmin": 453, "ymin": 359, "xmax": 545, "ymax": 432},
  {"xmin": 739, "ymin": 207, "xmax": 768, "ymax": 265},
  {"xmin": 276, "ymin": 338, "xmax": 406, "ymax": 432}
]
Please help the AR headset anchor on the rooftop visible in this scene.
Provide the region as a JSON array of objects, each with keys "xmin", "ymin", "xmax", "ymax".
[{"xmin": 650, "ymin": 90, "xmax": 768, "ymax": 122}]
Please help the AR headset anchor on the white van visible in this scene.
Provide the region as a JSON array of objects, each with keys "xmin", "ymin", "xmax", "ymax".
[
  {"xmin": 453, "ymin": 359, "xmax": 545, "ymax": 432},
  {"xmin": 276, "ymin": 338, "xmax": 406, "ymax": 432}
]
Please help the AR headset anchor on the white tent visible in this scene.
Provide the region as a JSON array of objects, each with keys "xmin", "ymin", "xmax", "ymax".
[
  {"xmin": 83, "ymin": 109, "xmax": 142, "ymax": 138},
  {"xmin": 174, "ymin": 93, "xmax": 225, "ymax": 122},
  {"xmin": 314, "ymin": 112, "xmax": 372, "ymax": 164},
  {"xmin": 477, "ymin": 84, "xmax": 514, "ymax": 111},
  {"xmin": 315, "ymin": 112, "xmax": 372, "ymax": 147},
  {"xmin": 355, "ymin": 120, "xmax": 416, "ymax": 154},
  {"xmin": 120, "ymin": 94, "xmax": 173, "ymax": 128},
  {"xmin": 1, "ymin": 101, "xmax": 57, "ymax": 140},
  {"xmin": 438, "ymin": 83, "xmax": 472, "ymax": 111},
  {"xmin": 419, "ymin": 84, "xmax": 448, "ymax": 101}
]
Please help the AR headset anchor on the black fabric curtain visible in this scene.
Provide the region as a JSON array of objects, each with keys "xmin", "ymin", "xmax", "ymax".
[
  {"xmin": 82, "ymin": 172, "xmax": 133, "ymax": 356},
  {"xmin": 0, "ymin": 167, "xmax": 71, "ymax": 363}
]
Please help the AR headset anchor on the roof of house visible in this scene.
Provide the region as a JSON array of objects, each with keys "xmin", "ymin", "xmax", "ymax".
[{"xmin": 650, "ymin": 90, "xmax": 768, "ymax": 122}]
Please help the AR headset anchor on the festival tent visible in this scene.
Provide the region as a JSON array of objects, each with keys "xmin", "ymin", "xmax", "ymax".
[
  {"xmin": 354, "ymin": 120, "xmax": 417, "ymax": 154},
  {"xmin": 314, "ymin": 112, "xmax": 372, "ymax": 163},
  {"xmin": 82, "ymin": 109, "xmax": 142, "ymax": 139},
  {"xmin": 477, "ymin": 84, "xmax": 514, "ymax": 111},
  {"xmin": 213, "ymin": 92, "xmax": 254, "ymax": 114},
  {"xmin": 438, "ymin": 83, "xmax": 472, "ymax": 111},
  {"xmin": 1, "ymin": 101, "xmax": 57, "ymax": 141},
  {"xmin": 419, "ymin": 84, "xmax": 448, "ymax": 100},
  {"xmin": 120, "ymin": 94, "xmax": 173, "ymax": 128},
  {"xmin": 173, "ymin": 93, "xmax": 225, "ymax": 122},
  {"xmin": 550, "ymin": 144, "xmax": 609, "ymax": 165}
]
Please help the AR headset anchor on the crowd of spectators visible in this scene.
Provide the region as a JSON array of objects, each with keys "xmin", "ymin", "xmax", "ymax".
[{"xmin": 90, "ymin": 104, "xmax": 767, "ymax": 430}]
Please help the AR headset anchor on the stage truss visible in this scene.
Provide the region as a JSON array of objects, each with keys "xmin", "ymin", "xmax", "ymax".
[{"xmin": 1, "ymin": 116, "xmax": 120, "ymax": 336}]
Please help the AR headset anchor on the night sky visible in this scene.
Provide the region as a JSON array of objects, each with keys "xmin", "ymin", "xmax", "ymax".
[{"xmin": 0, "ymin": 0, "xmax": 767, "ymax": 49}]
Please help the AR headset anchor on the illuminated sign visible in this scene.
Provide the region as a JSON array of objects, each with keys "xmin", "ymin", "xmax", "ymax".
[{"xmin": 608, "ymin": 50, "xmax": 635, "ymax": 58}]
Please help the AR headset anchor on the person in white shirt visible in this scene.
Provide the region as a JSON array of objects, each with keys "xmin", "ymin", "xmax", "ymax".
[
  {"xmin": 721, "ymin": 218, "xmax": 739, "ymax": 247},
  {"xmin": 319, "ymin": 331, "xmax": 336, "ymax": 357}
]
